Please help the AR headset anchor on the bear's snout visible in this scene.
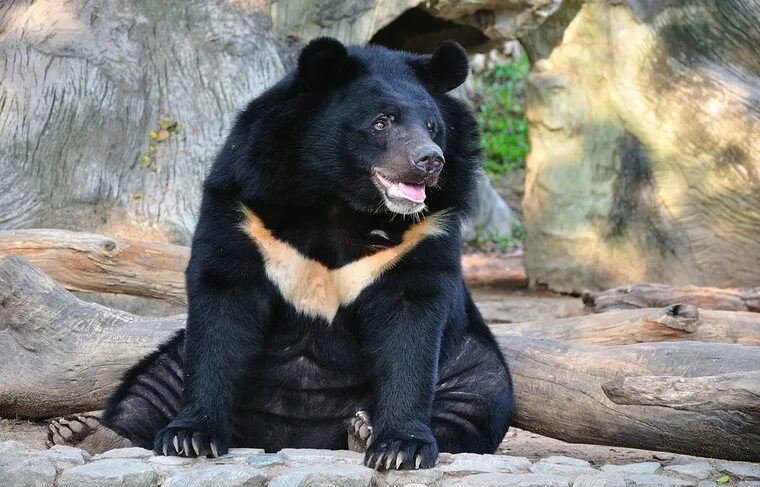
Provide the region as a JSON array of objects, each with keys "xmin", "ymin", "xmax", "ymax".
[{"xmin": 411, "ymin": 145, "xmax": 444, "ymax": 176}]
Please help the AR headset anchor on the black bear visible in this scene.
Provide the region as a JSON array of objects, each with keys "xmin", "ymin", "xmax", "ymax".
[{"xmin": 50, "ymin": 38, "xmax": 515, "ymax": 470}]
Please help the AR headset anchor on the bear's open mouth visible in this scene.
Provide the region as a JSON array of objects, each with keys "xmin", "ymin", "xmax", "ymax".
[{"xmin": 372, "ymin": 172, "xmax": 426, "ymax": 204}]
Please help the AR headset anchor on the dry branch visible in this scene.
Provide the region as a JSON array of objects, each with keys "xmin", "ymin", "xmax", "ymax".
[
  {"xmin": 0, "ymin": 230, "xmax": 528, "ymax": 305},
  {"xmin": 1, "ymin": 256, "xmax": 758, "ymax": 461},
  {"xmin": 490, "ymin": 304, "xmax": 760, "ymax": 345},
  {"xmin": 584, "ymin": 283, "xmax": 760, "ymax": 313}
]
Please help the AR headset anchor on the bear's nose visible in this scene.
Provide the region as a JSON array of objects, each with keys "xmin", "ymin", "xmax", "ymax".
[{"xmin": 411, "ymin": 145, "xmax": 444, "ymax": 175}]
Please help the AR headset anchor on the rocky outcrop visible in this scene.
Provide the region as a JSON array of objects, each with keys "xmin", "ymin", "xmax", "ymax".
[
  {"xmin": 272, "ymin": 0, "xmax": 562, "ymax": 50},
  {"xmin": 521, "ymin": 0, "xmax": 760, "ymax": 292}
]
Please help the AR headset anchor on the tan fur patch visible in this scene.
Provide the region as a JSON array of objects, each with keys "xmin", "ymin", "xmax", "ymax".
[{"xmin": 240, "ymin": 206, "xmax": 447, "ymax": 322}]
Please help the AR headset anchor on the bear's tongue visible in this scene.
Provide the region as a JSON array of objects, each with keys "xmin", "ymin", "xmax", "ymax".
[{"xmin": 388, "ymin": 181, "xmax": 426, "ymax": 203}]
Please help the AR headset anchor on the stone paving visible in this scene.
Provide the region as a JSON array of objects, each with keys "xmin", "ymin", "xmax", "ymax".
[{"xmin": 0, "ymin": 440, "xmax": 758, "ymax": 486}]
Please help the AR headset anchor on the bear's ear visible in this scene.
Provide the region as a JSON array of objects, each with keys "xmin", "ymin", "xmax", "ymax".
[
  {"xmin": 298, "ymin": 37, "xmax": 352, "ymax": 92},
  {"xmin": 420, "ymin": 41, "xmax": 469, "ymax": 93}
]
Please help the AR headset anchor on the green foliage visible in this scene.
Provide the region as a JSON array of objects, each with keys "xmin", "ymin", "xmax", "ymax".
[
  {"xmin": 474, "ymin": 221, "xmax": 525, "ymax": 252},
  {"xmin": 715, "ymin": 475, "xmax": 731, "ymax": 484},
  {"xmin": 475, "ymin": 56, "xmax": 531, "ymax": 177}
]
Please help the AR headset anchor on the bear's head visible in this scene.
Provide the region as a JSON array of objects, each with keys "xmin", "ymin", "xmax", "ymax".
[{"xmin": 226, "ymin": 38, "xmax": 480, "ymax": 218}]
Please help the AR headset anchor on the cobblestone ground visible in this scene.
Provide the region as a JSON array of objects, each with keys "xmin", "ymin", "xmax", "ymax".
[{"xmin": 0, "ymin": 440, "xmax": 758, "ymax": 487}]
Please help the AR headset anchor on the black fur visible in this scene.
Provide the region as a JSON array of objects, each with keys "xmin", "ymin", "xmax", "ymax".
[{"xmin": 101, "ymin": 38, "xmax": 514, "ymax": 469}]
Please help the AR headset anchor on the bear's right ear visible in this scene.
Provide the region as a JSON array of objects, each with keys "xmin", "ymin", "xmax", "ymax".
[
  {"xmin": 298, "ymin": 37, "xmax": 353, "ymax": 92},
  {"xmin": 417, "ymin": 41, "xmax": 469, "ymax": 93}
]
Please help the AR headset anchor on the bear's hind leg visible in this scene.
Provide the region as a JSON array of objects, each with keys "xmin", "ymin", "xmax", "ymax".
[
  {"xmin": 432, "ymin": 334, "xmax": 514, "ymax": 454},
  {"xmin": 347, "ymin": 410, "xmax": 374, "ymax": 452},
  {"xmin": 47, "ymin": 411, "xmax": 133, "ymax": 454},
  {"xmin": 99, "ymin": 331, "xmax": 186, "ymax": 450}
]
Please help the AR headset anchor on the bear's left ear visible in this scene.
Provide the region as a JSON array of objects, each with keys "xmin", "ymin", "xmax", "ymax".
[
  {"xmin": 298, "ymin": 37, "xmax": 354, "ymax": 92},
  {"xmin": 419, "ymin": 41, "xmax": 470, "ymax": 93}
]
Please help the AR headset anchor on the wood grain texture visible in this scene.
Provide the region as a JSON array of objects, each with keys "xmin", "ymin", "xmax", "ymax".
[
  {"xmin": 491, "ymin": 304, "xmax": 760, "ymax": 345},
  {"xmin": 461, "ymin": 252, "xmax": 529, "ymax": 288},
  {"xmin": 498, "ymin": 335, "xmax": 760, "ymax": 462},
  {"xmin": 0, "ymin": 229, "xmax": 189, "ymax": 305},
  {"xmin": 0, "ymin": 229, "xmax": 528, "ymax": 305},
  {"xmin": 0, "ymin": 255, "xmax": 185, "ymax": 419},
  {"xmin": 0, "ymin": 0, "xmax": 289, "ymax": 243},
  {"xmin": 583, "ymin": 283, "xmax": 760, "ymax": 313},
  {"xmin": 602, "ymin": 371, "xmax": 760, "ymax": 413}
]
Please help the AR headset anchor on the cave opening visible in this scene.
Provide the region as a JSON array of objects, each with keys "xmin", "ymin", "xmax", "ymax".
[{"xmin": 369, "ymin": 7, "xmax": 491, "ymax": 53}]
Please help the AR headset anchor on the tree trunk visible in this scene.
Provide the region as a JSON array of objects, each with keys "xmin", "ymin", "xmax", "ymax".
[
  {"xmin": 2, "ymin": 256, "xmax": 758, "ymax": 461},
  {"xmin": 0, "ymin": 0, "xmax": 290, "ymax": 244},
  {"xmin": 583, "ymin": 283, "xmax": 760, "ymax": 313},
  {"xmin": 460, "ymin": 252, "xmax": 528, "ymax": 288},
  {"xmin": 521, "ymin": 0, "xmax": 760, "ymax": 292},
  {"xmin": 490, "ymin": 304, "xmax": 760, "ymax": 346}
]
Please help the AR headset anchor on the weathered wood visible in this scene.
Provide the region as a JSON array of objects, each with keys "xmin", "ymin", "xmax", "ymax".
[
  {"xmin": 496, "ymin": 335, "xmax": 760, "ymax": 462},
  {"xmin": 0, "ymin": 229, "xmax": 189, "ymax": 305},
  {"xmin": 490, "ymin": 304, "xmax": 760, "ymax": 345},
  {"xmin": 0, "ymin": 255, "xmax": 184, "ymax": 419},
  {"xmin": 3, "ymin": 256, "xmax": 759, "ymax": 460},
  {"xmin": 583, "ymin": 283, "xmax": 760, "ymax": 313},
  {"xmin": 461, "ymin": 252, "xmax": 528, "ymax": 288},
  {"xmin": 0, "ymin": 229, "xmax": 528, "ymax": 303},
  {"xmin": 602, "ymin": 371, "xmax": 760, "ymax": 413}
]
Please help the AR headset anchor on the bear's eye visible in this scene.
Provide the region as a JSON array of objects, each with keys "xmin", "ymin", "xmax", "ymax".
[
  {"xmin": 373, "ymin": 115, "xmax": 393, "ymax": 131},
  {"xmin": 427, "ymin": 120, "xmax": 437, "ymax": 135}
]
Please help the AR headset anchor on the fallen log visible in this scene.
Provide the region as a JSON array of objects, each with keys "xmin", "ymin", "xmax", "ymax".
[
  {"xmin": 490, "ymin": 304, "xmax": 760, "ymax": 345},
  {"xmin": 496, "ymin": 335, "xmax": 760, "ymax": 462},
  {"xmin": 1, "ymin": 256, "xmax": 758, "ymax": 461},
  {"xmin": 583, "ymin": 283, "xmax": 760, "ymax": 313},
  {"xmin": 0, "ymin": 230, "xmax": 528, "ymax": 305},
  {"xmin": 460, "ymin": 252, "xmax": 528, "ymax": 288},
  {"xmin": 0, "ymin": 229, "xmax": 189, "ymax": 305},
  {"xmin": 0, "ymin": 255, "xmax": 185, "ymax": 419}
]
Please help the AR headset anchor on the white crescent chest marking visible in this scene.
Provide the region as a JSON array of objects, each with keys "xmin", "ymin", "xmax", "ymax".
[{"xmin": 240, "ymin": 206, "xmax": 447, "ymax": 323}]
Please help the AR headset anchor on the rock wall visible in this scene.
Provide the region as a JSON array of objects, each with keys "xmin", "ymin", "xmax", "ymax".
[{"xmin": 521, "ymin": 0, "xmax": 760, "ymax": 292}]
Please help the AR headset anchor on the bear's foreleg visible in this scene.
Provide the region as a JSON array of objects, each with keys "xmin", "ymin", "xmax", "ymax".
[
  {"xmin": 356, "ymin": 272, "xmax": 452, "ymax": 470},
  {"xmin": 153, "ymin": 282, "xmax": 268, "ymax": 458}
]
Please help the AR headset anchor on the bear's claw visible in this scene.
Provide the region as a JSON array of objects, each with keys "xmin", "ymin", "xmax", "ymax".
[
  {"xmin": 154, "ymin": 425, "xmax": 226, "ymax": 458},
  {"xmin": 363, "ymin": 437, "xmax": 437, "ymax": 470}
]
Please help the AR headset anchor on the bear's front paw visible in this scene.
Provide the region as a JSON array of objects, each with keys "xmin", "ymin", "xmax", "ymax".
[
  {"xmin": 154, "ymin": 420, "xmax": 229, "ymax": 458},
  {"xmin": 363, "ymin": 433, "xmax": 438, "ymax": 470}
]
